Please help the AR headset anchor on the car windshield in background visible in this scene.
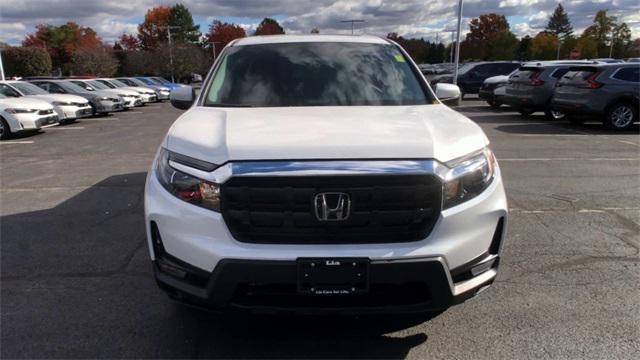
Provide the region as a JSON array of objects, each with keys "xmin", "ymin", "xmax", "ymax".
[
  {"xmin": 12, "ymin": 82, "xmax": 50, "ymax": 95},
  {"xmin": 138, "ymin": 78, "xmax": 156, "ymax": 85},
  {"xmin": 456, "ymin": 63, "xmax": 476, "ymax": 75},
  {"xmin": 110, "ymin": 79, "xmax": 129, "ymax": 87},
  {"xmin": 60, "ymin": 81, "xmax": 90, "ymax": 93},
  {"xmin": 88, "ymin": 80, "xmax": 110, "ymax": 90},
  {"xmin": 204, "ymin": 42, "xmax": 431, "ymax": 107},
  {"xmin": 152, "ymin": 77, "xmax": 169, "ymax": 84},
  {"xmin": 128, "ymin": 79, "xmax": 148, "ymax": 86}
]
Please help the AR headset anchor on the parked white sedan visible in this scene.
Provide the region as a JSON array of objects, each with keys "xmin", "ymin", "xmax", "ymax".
[
  {"xmin": 0, "ymin": 94, "xmax": 59, "ymax": 140},
  {"xmin": 94, "ymin": 78, "xmax": 158, "ymax": 103},
  {"xmin": 69, "ymin": 80, "xmax": 143, "ymax": 108},
  {"xmin": 0, "ymin": 81, "xmax": 92, "ymax": 124}
]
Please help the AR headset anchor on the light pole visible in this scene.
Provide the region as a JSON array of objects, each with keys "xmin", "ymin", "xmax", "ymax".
[
  {"xmin": 340, "ymin": 20, "xmax": 365, "ymax": 35},
  {"xmin": 441, "ymin": 29, "xmax": 457, "ymax": 63},
  {"xmin": 156, "ymin": 25, "xmax": 181, "ymax": 83},
  {"xmin": 208, "ymin": 41, "xmax": 223, "ymax": 60},
  {"xmin": 453, "ymin": 0, "xmax": 464, "ymax": 86}
]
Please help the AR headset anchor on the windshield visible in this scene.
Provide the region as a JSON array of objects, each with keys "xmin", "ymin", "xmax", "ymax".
[
  {"xmin": 88, "ymin": 80, "xmax": 110, "ymax": 90},
  {"xmin": 152, "ymin": 77, "xmax": 170, "ymax": 84},
  {"xmin": 12, "ymin": 82, "xmax": 50, "ymax": 95},
  {"xmin": 456, "ymin": 63, "xmax": 476, "ymax": 75},
  {"xmin": 97, "ymin": 80, "xmax": 116, "ymax": 88},
  {"xmin": 137, "ymin": 78, "xmax": 157, "ymax": 85},
  {"xmin": 204, "ymin": 42, "xmax": 431, "ymax": 107},
  {"xmin": 60, "ymin": 81, "xmax": 90, "ymax": 93},
  {"xmin": 110, "ymin": 79, "xmax": 129, "ymax": 87}
]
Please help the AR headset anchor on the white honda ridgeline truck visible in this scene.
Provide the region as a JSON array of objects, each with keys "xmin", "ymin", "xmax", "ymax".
[{"xmin": 145, "ymin": 35, "xmax": 508, "ymax": 314}]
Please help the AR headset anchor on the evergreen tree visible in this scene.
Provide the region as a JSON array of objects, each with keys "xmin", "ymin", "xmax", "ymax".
[
  {"xmin": 546, "ymin": 4, "xmax": 573, "ymax": 40},
  {"xmin": 168, "ymin": 4, "xmax": 201, "ymax": 43}
]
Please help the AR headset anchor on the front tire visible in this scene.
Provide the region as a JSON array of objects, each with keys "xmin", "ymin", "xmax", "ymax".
[
  {"xmin": 605, "ymin": 102, "xmax": 637, "ymax": 131},
  {"xmin": 544, "ymin": 107, "xmax": 565, "ymax": 121},
  {"xmin": 0, "ymin": 117, "xmax": 12, "ymax": 140},
  {"xmin": 519, "ymin": 109, "xmax": 534, "ymax": 117},
  {"xmin": 488, "ymin": 100, "xmax": 502, "ymax": 109}
]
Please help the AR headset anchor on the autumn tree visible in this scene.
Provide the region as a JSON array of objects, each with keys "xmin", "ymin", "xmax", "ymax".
[
  {"xmin": 461, "ymin": 14, "xmax": 517, "ymax": 60},
  {"xmin": 205, "ymin": 20, "xmax": 246, "ymax": 58},
  {"xmin": 575, "ymin": 35, "xmax": 598, "ymax": 58},
  {"xmin": 138, "ymin": 6, "xmax": 171, "ymax": 50},
  {"xmin": 611, "ymin": 23, "xmax": 632, "ymax": 58},
  {"xmin": 582, "ymin": 10, "xmax": 616, "ymax": 57},
  {"xmin": 1, "ymin": 47, "xmax": 52, "ymax": 77},
  {"xmin": 168, "ymin": 3, "xmax": 201, "ymax": 43},
  {"xmin": 70, "ymin": 46, "xmax": 119, "ymax": 76},
  {"xmin": 117, "ymin": 33, "xmax": 140, "ymax": 51},
  {"xmin": 254, "ymin": 18, "xmax": 285, "ymax": 35},
  {"xmin": 530, "ymin": 32, "xmax": 560, "ymax": 60},
  {"xmin": 22, "ymin": 22, "xmax": 101, "ymax": 71},
  {"xmin": 153, "ymin": 42, "xmax": 209, "ymax": 80}
]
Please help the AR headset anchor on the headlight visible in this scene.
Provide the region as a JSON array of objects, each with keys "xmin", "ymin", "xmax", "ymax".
[
  {"xmin": 4, "ymin": 108, "xmax": 37, "ymax": 114},
  {"xmin": 52, "ymin": 101, "xmax": 72, "ymax": 106},
  {"xmin": 443, "ymin": 147, "xmax": 497, "ymax": 209},
  {"xmin": 155, "ymin": 148, "xmax": 220, "ymax": 212},
  {"xmin": 97, "ymin": 97, "xmax": 111, "ymax": 101}
]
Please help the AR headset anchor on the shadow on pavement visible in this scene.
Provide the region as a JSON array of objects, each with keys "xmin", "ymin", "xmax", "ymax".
[{"xmin": 1, "ymin": 172, "xmax": 438, "ymax": 358}]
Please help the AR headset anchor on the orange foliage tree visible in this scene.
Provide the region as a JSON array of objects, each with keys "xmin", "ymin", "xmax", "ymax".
[{"xmin": 205, "ymin": 20, "xmax": 246, "ymax": 58}]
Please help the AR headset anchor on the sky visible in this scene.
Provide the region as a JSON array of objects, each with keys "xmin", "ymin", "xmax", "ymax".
[{"xmin": 1, "ymin": 0, "xmax": 639, "ymax": 46}]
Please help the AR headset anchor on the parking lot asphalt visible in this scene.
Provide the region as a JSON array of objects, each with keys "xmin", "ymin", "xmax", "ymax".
[{"xmin": 1, "ymin": 99, "xmax": 639, "ymax": 359}]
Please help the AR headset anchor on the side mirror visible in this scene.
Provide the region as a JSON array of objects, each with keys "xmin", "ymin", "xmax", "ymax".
[
  {"xmin": 435, "ymin": 83, "xmax": 461, "ymax": 106},
  {"xmin": 170, "ymin": 86, "xmax": 195, "ymax": 110}
]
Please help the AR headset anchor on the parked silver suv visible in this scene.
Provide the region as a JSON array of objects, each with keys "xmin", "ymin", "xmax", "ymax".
[
  {"xmin": 503, "ymin": 61, "xmax": 598, "ymax": 120},
  {"xmin": 552, "ymin": 63, "xmax": 639, "ymax": 130}
]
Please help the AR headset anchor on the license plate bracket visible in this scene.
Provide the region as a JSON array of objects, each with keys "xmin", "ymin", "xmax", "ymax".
[{"xmin": 297, "ymin": 258, "xmax": 369, "ymax": 295}]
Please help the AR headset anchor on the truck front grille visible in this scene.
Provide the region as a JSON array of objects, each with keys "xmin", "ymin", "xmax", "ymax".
[{"xmin": 220, "ymin": 175, "xmax": 442, "ymax": 244}]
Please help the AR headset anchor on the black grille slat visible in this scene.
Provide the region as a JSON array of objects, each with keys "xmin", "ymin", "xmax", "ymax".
[{"xmin": 221, "ymin": 175, "xmax": 442, "ymax": 244}]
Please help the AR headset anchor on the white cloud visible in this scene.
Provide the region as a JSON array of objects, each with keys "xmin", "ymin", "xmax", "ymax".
[{"xmin": 0, "ymin": 0, "xmax": 638, "ymax": 45}]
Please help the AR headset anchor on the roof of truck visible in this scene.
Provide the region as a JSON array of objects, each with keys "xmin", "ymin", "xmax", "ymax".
[{"xmin": 232, "ymin": 34, "xmax": 389, "ymax": 46}]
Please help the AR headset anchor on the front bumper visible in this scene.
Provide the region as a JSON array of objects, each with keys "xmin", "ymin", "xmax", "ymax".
[
  {"xmin": 95, "ymin": 100, "xmax": 124, "ymax": 113},
  {"xmin": 156, "ymin": 91, "xmax": 170, "ymax": 100},
  {"xmin": 145, "ymin": 162, "xmax": 508, "ymax": 313},
  {"xmin": 56, "ymin": 105, "xmax": 93, "ymax": 120},
  {"xmin": 153, "ymin": 253, "xmax": 500, "ymax": 314},
  {"xmin": 14, "ymin": 113, "xmax": 59, "ymax": 130},
  {"xmin": 140, "ymin": 94, "xmax": 157, "ymax": 103}
]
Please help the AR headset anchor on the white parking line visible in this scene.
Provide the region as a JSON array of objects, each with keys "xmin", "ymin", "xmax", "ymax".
[
  {"xmin": 617, "ymin": 140, "xmax": 639, "ymax": 147},
  {"xmin": 80, "ymin": 118, "xmax": 119, "ymax": 121},
  {"xmin": 0, "ymin": 140, "xmax": 34, "ymax": 144},
  {"xmin": 499, "ymin": 158, "xmax": 639, "ymax": 161},
  {"xmin": 123, "ymin": 111, "xmax": 143, "ymax": 114},
  {"xmin": 46, "ymin": 126, "xmax": 85, "ymax": 130}
]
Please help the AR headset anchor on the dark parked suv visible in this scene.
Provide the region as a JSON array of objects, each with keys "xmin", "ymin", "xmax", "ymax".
[
  {"xmin": 430, "ymin": 62, "xmax": 520, "ymax": 97},
  {"xmin": 502, "ymin": 61, "xmax": 596, "ymax": 120},
  {"xmin": 552, "ymin": 63, "xmax": 639, "ymax": 130}
]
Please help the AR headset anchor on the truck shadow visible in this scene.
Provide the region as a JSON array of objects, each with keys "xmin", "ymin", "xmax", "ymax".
[
  {"xmin": 169, "ymin": 304, "xmax": 436, "ymax": 359},
  {"xmin": 1, "ymin": 172, "xmax": 437, "ymax": 359}
]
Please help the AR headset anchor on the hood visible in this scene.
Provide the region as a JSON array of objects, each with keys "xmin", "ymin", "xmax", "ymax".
[
  {"xmin": 125, "ymin": 86, "xmax": 154, "ymax": 94},
  {"xmin": 92, "ymin": 90, "xmax": 121, "ymax": 99},
  {"xmin": 483, "ymin": 75, "xmax": 509, "ymax": 85},
  {"xmin": 102, "ymin": 88, "xmax": 138, "ymax": 96},
  {"xmin": 0, "ymin": 97, "xmax": 54, "ymax": 110},
  {"xmin": 165, "ymin": 105, "xmax": 489, "ymax": 166},
  {"xmin": 31, "ymin": 94, "xmax": 89, "ymax": 104}
]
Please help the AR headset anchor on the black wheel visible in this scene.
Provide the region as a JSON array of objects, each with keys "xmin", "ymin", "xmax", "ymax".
[
  {"xmin": 488, "ymin": 100, "xmax": 502, "ymax": 109},
  {"xmin": 519, "ymin": 109, "xmax": 534, "ymax": 117},
  {"xmin": 0, "ymin": 117, "xmax": 11, "ymax": 140},
  {"xmin": 605, "ymin": 102, "xmax": 637, "ymax": 131},
  {"xmin": 544, "ymin": 107, "xmax": 565, "ymax": 121}
]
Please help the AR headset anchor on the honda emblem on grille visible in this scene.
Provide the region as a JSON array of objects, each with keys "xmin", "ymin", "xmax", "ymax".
[{"xmin": 314, "ymin": 192, "xmax": 351, "ymax": 221}]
